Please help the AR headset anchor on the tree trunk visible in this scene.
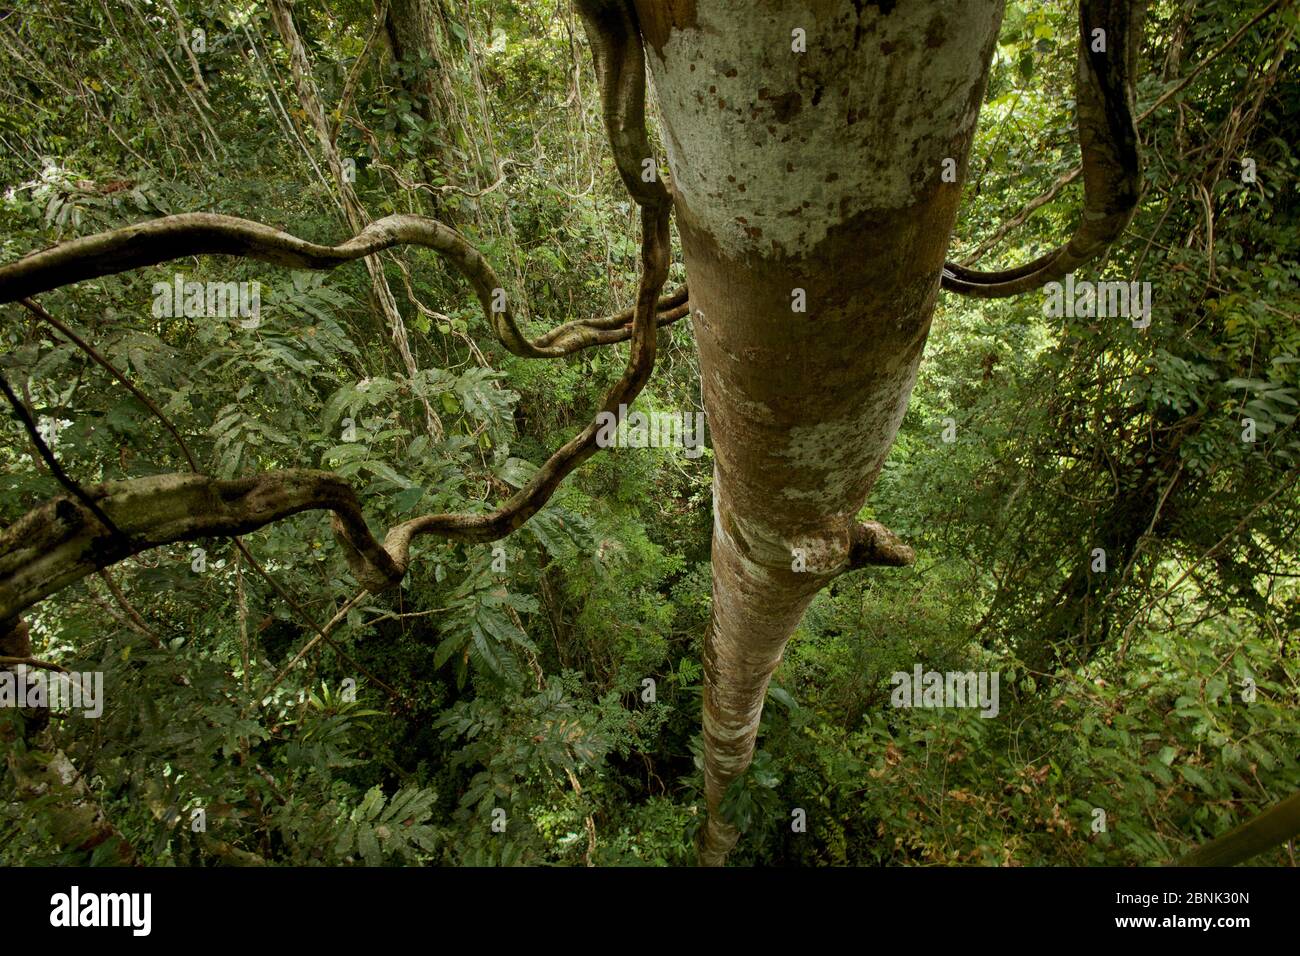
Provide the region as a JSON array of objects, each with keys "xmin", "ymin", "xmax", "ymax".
[
  {"xmin": 633, "ymin": 0, "xmax": 1005, "ymax": 864},
  {"xmin": 383, "ymin": 0, "xmax": 462, "ymax": 222}
]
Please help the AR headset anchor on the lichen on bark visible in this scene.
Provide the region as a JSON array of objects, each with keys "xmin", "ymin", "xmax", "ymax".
[{"xmin": 634, "ymin": 0, "xmax": 1005, "ymax": 864}]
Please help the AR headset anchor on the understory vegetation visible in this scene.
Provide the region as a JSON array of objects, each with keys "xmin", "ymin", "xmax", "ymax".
[{"xmin": 0, "ymin": 0, "xmax": 1296, "ymax": 866}]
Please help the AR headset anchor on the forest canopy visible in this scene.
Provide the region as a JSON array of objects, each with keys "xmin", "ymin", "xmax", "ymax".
[{"xmin": 0, "ymin": 0, "xmax": 1297, "ymax": 868}]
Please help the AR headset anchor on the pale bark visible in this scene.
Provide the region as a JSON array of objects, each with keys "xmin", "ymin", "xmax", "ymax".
[{"xmin": 634, "ymin": 0, "xmax": 1005, "ymax": 863}]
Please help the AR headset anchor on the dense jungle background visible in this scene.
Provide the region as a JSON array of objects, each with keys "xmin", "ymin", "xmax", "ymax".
[{"xmin": 0, "ymin": 0, "xmax": 1297, "ymax": 866}]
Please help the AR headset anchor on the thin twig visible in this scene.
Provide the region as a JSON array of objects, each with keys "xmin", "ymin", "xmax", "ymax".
[
  {"xmin": 265, "ymin": 588, "xmax": 369, "ymax": 694},
  {"xmin": 22, "ymin": 298, "xmax": 199, "ymax": 469},
  {"xmin": 0, "ymin": 369, "xmax": 127, "ymax": 541},
  {"xmin": 96, "ymin": 568, "xmax": 162, "ymax": 648}
]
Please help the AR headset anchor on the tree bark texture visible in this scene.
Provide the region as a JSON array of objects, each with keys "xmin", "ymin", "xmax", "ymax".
[{"xmin": 633, "ymin": 0, "xmax": 1005, "ymax": 863}]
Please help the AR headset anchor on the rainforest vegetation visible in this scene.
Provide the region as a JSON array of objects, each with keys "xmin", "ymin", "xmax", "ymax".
[{"xmin": 0, "ymin": 0, "xmax": 1297, "ymax": 867}]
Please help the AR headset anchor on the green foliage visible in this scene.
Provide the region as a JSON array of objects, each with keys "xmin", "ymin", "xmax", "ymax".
[{"xmin": 1, "ymin": 0, "xmax": 1296, "ymax": 869}]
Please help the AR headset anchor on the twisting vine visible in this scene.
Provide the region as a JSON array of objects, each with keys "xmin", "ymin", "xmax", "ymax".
[{"xmin": 0, "ymin": 0, "xmax": 672, "ymax": 631}]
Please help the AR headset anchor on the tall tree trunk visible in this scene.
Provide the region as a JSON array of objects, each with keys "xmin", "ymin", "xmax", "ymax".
[
  {"xmin": 633, "ymin": 0, "xmax": 1005, "ymax": 864},
  {"xmin": 383, "ymin": 0, "xmax": 461, "ymax": 222}
]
